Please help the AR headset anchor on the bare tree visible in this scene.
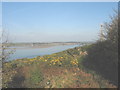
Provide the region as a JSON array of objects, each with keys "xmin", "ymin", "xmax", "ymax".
[{"xmin": 0, "ymin": 29, "xmax": 15, "ymax": 63}]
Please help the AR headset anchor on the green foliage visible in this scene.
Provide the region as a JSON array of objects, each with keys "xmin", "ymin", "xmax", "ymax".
[
  {"xmin": 30, "ymin": 70, "xmax": 43, "ymax": 84},
  {"xmin": 78, "ymin": 56, "xmax": 85, "ymax": 69},
  {"xmin": 25, "ymin": 65, "xmax": 44, "ymax": 88},
  {"xmin": 80, "ymin": 44, "xmax": 93, "ymax": 51},
  {"xmin": 82, "ymin": 41, "xmax": 118, "ymax": 85},
  {"xmin": 81, "ymin": 11, "xmax": 118, "ymax": 86},
  {"xmin": 3, "ymin": 43, "xmax": 117, "ymax": 88}
]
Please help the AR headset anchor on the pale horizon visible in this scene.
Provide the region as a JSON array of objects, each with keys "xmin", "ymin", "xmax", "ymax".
[{"xmin": 2, "ymin": 2, "xmax": 117, "ymax": 43}]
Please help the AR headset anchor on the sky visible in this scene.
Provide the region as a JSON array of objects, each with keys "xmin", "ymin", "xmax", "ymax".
[{"xmin": 2, "ymin": 2, "xmax": 118, "ymax": 42}]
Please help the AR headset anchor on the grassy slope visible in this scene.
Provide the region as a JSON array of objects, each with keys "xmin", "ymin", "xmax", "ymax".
[{"xmin": 2, "ymin": 45, "xmax": 116, "ymax": 88}]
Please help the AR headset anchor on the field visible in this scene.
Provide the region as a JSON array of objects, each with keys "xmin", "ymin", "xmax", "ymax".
[{"xmin": 2, "ymin": 45, "xmax": 117, "ymax": 88}]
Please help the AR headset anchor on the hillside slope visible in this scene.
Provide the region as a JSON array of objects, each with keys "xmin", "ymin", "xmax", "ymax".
[{"xmin": 2, "ymin": 45, "xmax": 116, "ymax": 88}]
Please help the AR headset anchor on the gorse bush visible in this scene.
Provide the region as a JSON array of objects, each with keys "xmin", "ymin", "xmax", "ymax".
[
  {"xmin": 3, "ymin": 44, "xmax": 117, "ymax": 88},
  {"xmin": 82, "ymin": 41, "xmax": 118, "ymax": 82},
  {"xmin": 81, "ymin": 11, "xmax": 118, "ymax": 86}
]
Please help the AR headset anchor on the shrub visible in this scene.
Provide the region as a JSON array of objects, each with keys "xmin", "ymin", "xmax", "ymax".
[{"xmin": 81, "ymin": 11, "xmax": 118, "ymax": 86}]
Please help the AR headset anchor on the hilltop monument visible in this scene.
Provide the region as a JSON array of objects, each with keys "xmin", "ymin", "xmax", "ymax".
[{"xmin": 100, "ymin": 24, "xmax": 104, "ymax": 41}]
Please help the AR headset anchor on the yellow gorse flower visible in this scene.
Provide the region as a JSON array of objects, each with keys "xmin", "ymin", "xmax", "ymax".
[
  {"xmin": 71, "ymin": 59, "xmax": 78, "ymax": 65},
  {"xmin": 45, "ymin": 60, "xmax": 47, "ymax": 62},
  {"xmin": 49, "ymin": 57, "xmax": 63, "ymax": 65}
]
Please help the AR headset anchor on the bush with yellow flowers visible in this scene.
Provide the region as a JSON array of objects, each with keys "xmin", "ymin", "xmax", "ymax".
[{"xmin": 70, "ymin": 59, "xmax": 78, "ymax": 66}]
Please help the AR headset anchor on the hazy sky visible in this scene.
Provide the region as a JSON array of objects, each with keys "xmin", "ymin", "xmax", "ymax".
[{"xmin": 2, "ymin": 2, "xmax": 117, "ymax": 42}]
